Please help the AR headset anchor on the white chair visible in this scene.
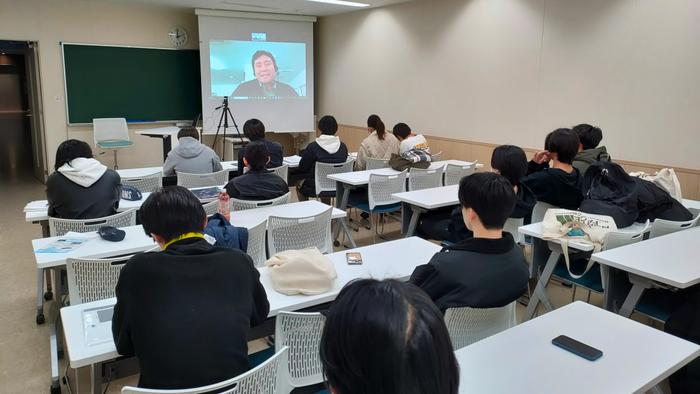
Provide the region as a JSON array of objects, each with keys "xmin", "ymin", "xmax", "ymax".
[
  {"xmin": 503, "ymin": 217, "xmax": 524, "ymax": 244},
  {"xmin": 366, "ymin": 157, "xmax": 390, "ymax": 170},
  {"xmin": 66, "ymin": 256, "xmax": 130, "ymax": 305},
  {"xmin": 93, "ymin": 118, "xmax": 133, "ymax": 170},
  {"xmin": 267, "ymin": 208, "xmax": 333, "ymax": 255},
  {"xmin": 247, "ymin": 220, "xmax": 268, "ymax": 267},
  {"xmin": 314, "ymin": 160, "xmax": 355, "ymax": 197},
  {"xmin": 408, "ymin": 167, "xmax": 444, "ymax": 191},
  {"xmin": 269, "ymin": 164, "xmax": 289, "ymax": 184},
  {"xmin": 649, "ymin": 214, "xmax": 700, "ymax": 238},
  {"xmin": 444, "ymin": 163, "xmax": 475, "ymax": 186},
  {"xmin": 121, "ymin": 172, "xmax": 162, "ymax": 193},
  {"xmin": 349, "ymin": 171, "xmax": 408, "ymax": 243},
  {"xmin": 230, "ymin": 193, "xmax": 290, "ymax": 211},
  {"xmin": 177, "ymin": 169, "xmax": 229, "ymax": 188},
  {"xmin": 444, "ymin": 302, "xmax": 517, "ymax": 350},
  {"xmin": 121, "ymin": 346, "xmax": 289, "ymax": 394},
  {"xmin": 48, "ymin": 209, "xmax": 137, "ymax": 236},
  {"xmin": 275, "ymin": 312, "xmax": 326, "ymax": 389},
  {"xmin": 202, "ymin": 199, "xmax": 231, "ymax": 216},
  {"xmin": 431, "ymin": 151, "xmax": 443, "ymax": 161},
  {"xmin": 531, "ymin": 201, "xmax": 557, "ymax": 224}
]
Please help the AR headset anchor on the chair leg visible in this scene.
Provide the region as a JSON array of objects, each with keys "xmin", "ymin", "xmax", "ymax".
[
  {"xmin": 571, "ymin": 285, "xmax": 577, "ymax": 302},
  {"xmin": 586, "ymin": 290, "xmax": 592, "ymax": 303},
  {"xmin": 112, "ymin": 150, "xmax": 119, "ymax": 170},
  {"xmin": 371, "ymin": 213, "xmax": 376, "ymax": 245}
]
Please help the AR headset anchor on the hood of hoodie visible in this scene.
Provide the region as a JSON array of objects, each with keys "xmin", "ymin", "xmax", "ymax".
[
  {"xmin": 315, "ymin": 134, "xmax": 341, "ymax": 154},
  {"xmin": 173, "ymin": 137, "xmax": 205, "ymax": 158},
  {"xmin": 58, "ymin": 157, "xmax": 107, "ymax": 187},
  {"xmin": 575, "ymin": 146, "xmax": 609, "ymax": 164}
]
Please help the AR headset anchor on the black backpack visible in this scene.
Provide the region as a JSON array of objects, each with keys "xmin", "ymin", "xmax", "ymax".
[{"xmin": 579, "ymin": 161, "xmax": 639, "ymax": 227}]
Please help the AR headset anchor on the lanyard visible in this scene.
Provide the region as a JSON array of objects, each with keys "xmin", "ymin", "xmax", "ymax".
[{"xmin": 162, "ymin": 232, "xmax": 205, "ymax": 250}]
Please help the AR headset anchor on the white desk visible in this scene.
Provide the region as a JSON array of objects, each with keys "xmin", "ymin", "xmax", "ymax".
[
  {"xmin": 25, "ymin": 193, "xmax": 152, "ymax": 226},
  {"xmin": 60, "ymin": 237, "xmax": 440, "ymax": 393},
  {"xmin": 592, "ymin": 226, "xmax": 700, "ymax": 317},
  {"xmin": 136, "ymin": 127, "xmax": 180, "ymax": 161},
  {"xmin": 392, "ymin": 184, "xmax": 459, "ymax": 237},
  {"xmin": 456, "ymin": 301, "xmax": 700, "ymax": 394},
  {"xmin": 115, "ymin": 161, "xmax": 238, "ymax": 179}
]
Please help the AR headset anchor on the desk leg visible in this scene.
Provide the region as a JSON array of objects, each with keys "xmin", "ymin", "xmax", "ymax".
[
  {"xmin": 162, "ymin": 136, "xmax": 172, "ymax": 162},
  {"xmin": 39, "ymin": 220, "xmax": 55, "ymax": 301},
  {"xmin": 332, "ymin": 182, "xmax": 351, "ymax": 245},
  {"xmin": 36, "ymin": 268, "xmax": 45, "ymax": 324},
  {"xmin": 523, "ymin": 251, "xmax": 560, "ymax": 321},
  {"xmin": 50, "ymin": 322, "xmax": 60, "ymax": 393},
  {"xmin": 92, "ymin": 362, "xmax": 103, "ymax": 394},
  {"xmin": 617, "ymin": 274, "xmax": 653, "ymax": 318},
  {"xmin": 338, "ymin": 218, "xmax": 357, "ymax": 249},
  {"xmin": 403, "ymin": 204, "xmax": 425, "ymax": 238}
]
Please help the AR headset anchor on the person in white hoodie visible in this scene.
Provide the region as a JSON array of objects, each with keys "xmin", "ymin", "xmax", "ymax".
[
  {"xmin": 297, "ymin": 115, "xmax": 349, "ymax": 200},
  {"xmin": 393, "ymin": 122, "xmax": 430, "ymax": 155},
  {"xmin": 46, "ymin": 139, "xmax": 122, "ymax": 219},
  {"xmin": 163, "ymin": 127, "xmax": 223, "ymax": 176}
]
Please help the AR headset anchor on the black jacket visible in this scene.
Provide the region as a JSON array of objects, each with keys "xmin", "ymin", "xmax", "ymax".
[
  {"xmin": 112, "ymin": 238, "xmax": 270, "ymax": 389},
  {"xmin": 237, "ymin": 139, "xmax": 284, "ymax": 173},
  {"xmin": 232, "ymin": 80, "xmax": 299, "ymax": 98},
  {"xmin": 297, "ymin": 141, "xmax": 348, "ymax": 197},
  {"xmin": 409, "ymin": 233, "xmax": 529, "ymax": 312},
  {"xmin": 521, "ymin": 161, "xmax": 583, "ymax": 210},
  {"xmin": 46, "ymin": 170, "xmax": 121, "ymax": 219},
  {"xmin": 225, "ymin": 169, "xmax": 288, "ymax": 201}
]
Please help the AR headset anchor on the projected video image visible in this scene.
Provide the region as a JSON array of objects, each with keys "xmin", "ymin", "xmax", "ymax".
[{"xmin": 210, "ymin": 40, "xmax": 306, "ymax": 98}]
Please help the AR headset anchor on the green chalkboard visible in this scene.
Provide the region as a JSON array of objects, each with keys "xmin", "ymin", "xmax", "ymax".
[{"xmin": 62, "ymin": 44, "xmax": 201, "ymax": 124}]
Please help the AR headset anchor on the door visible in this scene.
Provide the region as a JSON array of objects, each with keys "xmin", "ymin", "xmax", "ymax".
[
  {"xmin": 25, "ymin": 42, "xmax": 47, "ymax": 182},
  {"xmin": 0, "ymin": 52, "xmax": 32, "ymax": 182}
]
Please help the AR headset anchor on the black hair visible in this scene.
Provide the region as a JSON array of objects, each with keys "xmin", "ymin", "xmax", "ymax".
[
  {"xmin": 458, "ymin": 172, "xmax": 516, "ymax": 230},
  {"xmin": 244, "ymin": 141, "xmax": 270, "ymax": 171},
  {"xmin": 54, "ymin": 139, "xmax": 93, "ymax": 171},
  {"xmin": 177, "ymin": 126, "xmax": 199, "ymax": 140},
  {"xmin": 320, "ymin": 279, "xmax": 459, "ymax": 394},
  {"xmin": 491, "ymin": 145, "xmax": 527, "ymax": 186},
  {"xmin": 139, "ymin": 186, "xmax": 206, "ymax": 242},
  {"xmin": 243, "ymin": 118, "xmax": 266, "ymax": 141},
  {"xmin": 318, "ymin": 115, "xmax": 338, "ymax": 135},
  {"xmin": 545, "ymin": 128, "xmax": 580, "ymax": 164},
  {"xmin": 392, "ymin": 123, "xmax": 412, "ymax": 140},
  {"xmin": 367, "ymin": 114, "xmax": 386, "ymax": 141},
  {"xmin": 251, "ymin": 50, "xmax": 278, "ymax": 75},
  {"xmin": 572, "ymin": 123, "xmax": 603, "ymax": 150}
]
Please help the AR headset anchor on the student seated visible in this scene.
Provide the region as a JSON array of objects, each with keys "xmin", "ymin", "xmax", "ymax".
[
  {"xmin": 163, "ymin": 126, "xmax": 223, "ymax": 176},
  {"xmin": 320, "ymin": 279, "xmax": 459, "ymax": 394},
  {"xmin": 297, "ymin": 115, "xmax": 348, "ymax": 200},
  {"xmin": 572, "ymin": 123, "xmax": 610, "ymax": 175},
  {"xmin": 393, "ymin": 122, "xmax": 430, "ymax": 155},
  {"xmin": 354, "ymin": 114, "xmax": 400, "ymax": 170},
  {"xmin": 46, "ymin": 139, "xmax": 121, "ymax": 219},
  {"xmin": 236, "ymin": 118, "xmax": 284, "ymax": 172},
  {"xmin": 410, "ymin": 172, "xmax": 529, "ymax": 311},
  {"xmin": 224, "ymin": 141, "xmax": 288, "ymax": 201},
  {"xmin": 112, "ymin": 186, "xmax": 269, "ymax": 389},
  {"xmin": 521, "ymin": 128, "xmax": 583, "ymax": 210}
]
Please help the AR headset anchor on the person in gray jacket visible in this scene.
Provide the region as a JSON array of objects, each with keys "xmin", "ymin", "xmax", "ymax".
[{"xmin": 163, "ymin": 127, "xmax": 223, "ymax": 176}]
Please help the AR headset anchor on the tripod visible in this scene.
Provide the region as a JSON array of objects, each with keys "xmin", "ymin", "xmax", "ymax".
[{"xmin": 211, "ymin": 96, "xmax": 243, "ymax": 161}]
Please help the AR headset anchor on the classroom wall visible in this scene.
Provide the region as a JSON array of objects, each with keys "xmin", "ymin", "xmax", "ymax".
[{"xmin": 316, "ymin": 0, "xmax": 700, "ymax": 171}]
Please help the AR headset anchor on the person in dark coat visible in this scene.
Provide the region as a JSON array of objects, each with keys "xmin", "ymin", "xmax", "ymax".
[
  {"xmin": 236, "ymin": 118, "xmax": 284, "ymax": 172},
  {"xmin": 46, "ymin": 139, "xmax": 121, "ymax": 219},
  {"xmin": 112, "ymin": 186, "xmax": 269, "ymax": 389},
  {"xmin": 296, "ymin": 115, "xmax": 348, "ymax": 200},
  {"xmin": 410, "ymin": 172, "xmax": 529, "ymax": 312},
  {"xmin": 571, "ymin": 123, "xmax": 610, "ymax": 176},
  {"xmin": 225, "ymin": 141, "xmax": 288, "ymax": 201}
]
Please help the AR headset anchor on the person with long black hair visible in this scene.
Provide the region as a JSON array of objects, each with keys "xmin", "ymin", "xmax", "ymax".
[{"xmin": 355, "ymin": 114, "xmax": 400, "ymax": 170}]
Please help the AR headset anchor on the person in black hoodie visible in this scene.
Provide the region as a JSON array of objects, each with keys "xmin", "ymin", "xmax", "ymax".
[
  {"xmin": 112, "ymin": 186, "xmax": 269, "ymax": 389},
  {"xmin": 236, "ymin": 119, "xmax": 284, "ymax": 172},
  {"xmin": 410, "ymin": 172, "xmax": 529, "ymax": 312},
  {"xmin": 297, "ymin": 115, "xmax": 349, "ymax": 201},
  {"xmin": 225, "ymin": 141, "xmax": 289, "ymax": 200},
  {"xmin": 46, "ymin": 139, "xmax": 121, "ymax": 219}
]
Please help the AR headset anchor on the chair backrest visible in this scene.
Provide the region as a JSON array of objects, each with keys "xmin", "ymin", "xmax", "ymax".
[
  {"xmin": 366, "ymin": 157, "xmax": 390, "ymax": 170},
  {"xmin": 267, "ymin": 208, "xmax": 333, "ymax": 255},
  {"xmin": 49, "ymin": 209, "xmax": 137, "ymax": 236},
  {"xmin": 431, "ymin": 151, "xmax": 443, "ymax": 161},
  {"xmin": 269, "ymin": 164, "xmax": 289, "ymax": 183},
  {"xmin": 444, "ymin": 302, "xmax": 517, "ymax": 350},
  {"xmin": 649, "ymin": 215, "xmax": 700, "ymax": 238},
  {"xmin": 444, "ymin": 163, "xmax": 475, "ymax": 186},
  {"xmin": 121, "ymin": 346, "xmax": 289, "ymax": 394},
  {"xmin": 177, "ymin": 169, "xmax": 229, "ymax": 188},
  {"xmin": 275, "ymin": 312, "xmax": 326, "ymax": 388},
  {"xmin": 230, "ymin": 193, "xmax": 290, "ymax": 211},
  {"xmin": 503, "ymin": 217, "xmax": 524, "ymax": 244},
  {"xmin": 93, "ymin": 118, "xmax": 129, "ymax": 143},
  {"xmin": 201, "ymin": 199, "xmax": 231, "ymax": 216},
  {"xmin": 531, "ymin": 201, "xmax": 557, "ymax": 224},
  {"xmin": 314, "ymin": 160, "xmax": 355, "ymax": 195},
  {"xmin": 408, "ymin": 167, "xmax": 444, "ymax": 191},
  {"xmin": 368, "ymin": 170, "xmax": 408, "ymax": 210},
  {"xmin": 121, "ymin": 172, "xmax": 163, "ymax": 193},
  {"xmin": 66, "ymin": 256, "xmax": 130, "ymax": 305},
  {"xmin": 247, "ymin": 219, "xmax": 268, "ymax": 267}
]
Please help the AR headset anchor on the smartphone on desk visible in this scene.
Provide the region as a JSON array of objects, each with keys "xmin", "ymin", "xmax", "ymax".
[
  {"xmin": 346, "ymin": 252, "xmax": 363, "ymax": 265},
  {"xmin": 552, "ymin": 335, "xmax": 603, "ymax": 361}
]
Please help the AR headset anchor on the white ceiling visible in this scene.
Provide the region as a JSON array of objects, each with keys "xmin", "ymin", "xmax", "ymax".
[{"xmin": 104, "ymin": 0, "xmax": 416, "ymax": 16}]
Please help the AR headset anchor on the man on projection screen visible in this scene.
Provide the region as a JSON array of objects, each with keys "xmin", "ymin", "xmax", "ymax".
[{"xmin": 232, "ymin": 50, "xmax": 299, "ymax": 98}]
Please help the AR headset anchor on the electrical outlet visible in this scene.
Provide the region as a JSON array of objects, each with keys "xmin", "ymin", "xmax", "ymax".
[{"xmin": 55, "ymin": 95, "xmax": 63, "ymax": 102}]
